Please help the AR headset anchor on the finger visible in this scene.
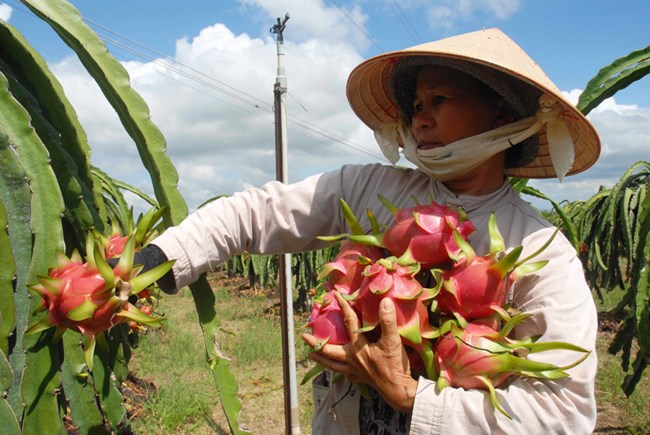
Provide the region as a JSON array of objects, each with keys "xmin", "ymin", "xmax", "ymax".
[
  {"xmin": 308, "ymin": 351, "xmax": 350, "ymax": 374},
  {"xmin": 377, "ymin": 298, "xmax": 402, "ymax": 347},
  {"xmin": 301, "ymin": 333, "xmax": 349, "ymax": 361},
  {"xmin": 301, "ymin": 332, "xmax": 318, "ymax": 348},
  {"xmin": 333, "ymin": 291, "xmax": 361, "ymax": 340}
]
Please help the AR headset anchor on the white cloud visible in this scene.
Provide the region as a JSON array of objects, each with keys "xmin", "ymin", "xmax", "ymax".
[
  {"xmin": 48, "ymin": 15, "xmax": 381, "ymax": 212},
  {"xmin": 40, "ymin": 2, "xmax": 647, "ymax": 215},
  {"xmin": 426, "ymin": 0, "xmax": 521, "ymax": 29},
  {"xmin": 0, "ymin": 3, "xmax": 12, "ymax": 21}
]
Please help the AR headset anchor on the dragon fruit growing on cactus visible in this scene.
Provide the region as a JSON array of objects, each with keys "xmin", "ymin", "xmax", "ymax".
[{"xmin": 27, "ymin": 230, "xmax": 174, "ymax": 371}]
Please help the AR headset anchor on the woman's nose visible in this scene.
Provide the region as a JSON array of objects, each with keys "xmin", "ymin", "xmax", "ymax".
[{"xmin": 412, "ymin": 108, "xmax": 434, "ymax": 130}]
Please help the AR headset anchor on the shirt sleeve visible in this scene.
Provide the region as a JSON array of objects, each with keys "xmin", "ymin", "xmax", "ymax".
[
  {"xmin": 150, "ymin": 163, "xmax": 422, "ymax": 291},
  {"xmin": 409, "ymin": 228, "xmax": 598, "ymax": 434},
  {"xmin": 151, "ymin": 169, "xmax": 348, "ymax": 290}
]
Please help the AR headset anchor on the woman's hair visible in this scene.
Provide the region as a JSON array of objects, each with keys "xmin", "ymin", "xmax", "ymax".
[{"xmin": 390, "ymin": 57, "xmax": 541, "ymax": 169}]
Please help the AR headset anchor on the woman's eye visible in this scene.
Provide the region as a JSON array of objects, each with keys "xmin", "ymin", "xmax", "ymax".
[
  {"xmin": 413, "ymin": 102, "xmax": 423, "ymax": 112},
  {"xmin": 433, "ymin": 95, "xmax": 446, "ymax": 104}
]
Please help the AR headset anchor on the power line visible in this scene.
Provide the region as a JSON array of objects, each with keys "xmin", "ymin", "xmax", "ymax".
[
  {"xmin": 85, "ymin": 18, "xmax": 271, "ymax": 110},
  {"xmin": 386, "ymin": 0, "xmax": 424, "ymax": 44},
  {"xmin": 6, "ymin": 1, "xmax": 385, "ymax": 161},
  {"xmin": 88, "ymin": 25, "xmax": 383, "ymax": 161},
  {"xmin": 330, "ymin": 0, "xmax": 383, "ymax": 51}
]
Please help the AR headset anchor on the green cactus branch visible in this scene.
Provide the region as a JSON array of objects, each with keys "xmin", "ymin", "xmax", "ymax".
[
  {"xmin": 19, "ymin": 0, "xmax": 187, "ymax": 228},
  {"xmin": 8, "ymin": 1, "xmax": 250, "ymax": 432},
  {"xmin": 0, "ymin": 69, "xmax": 66, "ymax": 432},
  {"xmin": 0, "ymin": 21, "xmax": 106, "ymax": 233}
]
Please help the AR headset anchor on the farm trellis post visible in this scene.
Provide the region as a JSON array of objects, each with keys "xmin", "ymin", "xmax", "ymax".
[{"xmin": 271, "ymin": 13, "xmax": 302, "ymax": 435}]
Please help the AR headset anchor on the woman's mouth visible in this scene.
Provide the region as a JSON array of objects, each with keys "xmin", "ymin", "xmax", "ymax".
[{"xmin": 417, "ymin": 141, "xmax": 443, "ymax": 150}]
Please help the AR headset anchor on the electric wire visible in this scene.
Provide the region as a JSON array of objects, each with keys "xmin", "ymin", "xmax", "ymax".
[
  {"xmin": 85, "ymin": 17, "xmax": 271, "ymax": 110},
  {"xmin": 386, "ymin": 0, "xmax": 424, "ymax": 43},
  {"xmin": 6, "ymin": 0, "xmax": 385, "ymax": 161},
  {"xmin": 102, "ymin": 32, "xmax": 382, "ymax": 160},
  {"xmin": 329, "ymin": 0, "xmax": 383, "ymax": 51},
  {"xmin": 85, "ymin": 19, "xmax": 383, "ymax": 160}
]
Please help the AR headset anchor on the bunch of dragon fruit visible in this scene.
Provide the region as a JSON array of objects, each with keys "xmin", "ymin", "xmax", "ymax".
[
  {"xmin": 306, "ymin": 196, "xmax": 589, "ymax": 417},
  {"xmin": 27, "ymin": 207, "xmax": 173, "ymax": 371}
]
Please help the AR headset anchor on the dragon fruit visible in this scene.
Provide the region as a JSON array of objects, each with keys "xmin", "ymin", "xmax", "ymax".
[
  {"xmin": 305, "ymin": 195, "xmax": 586, "ymax": 412},
  {"xmin": 105, "ymin": 233, "xmax": 128, "ymax": 259},
  {"xmin": 376, "ymin": 195, "xmax": 475, "ymax": 268},
  {"xmin": 434, "ymin": 319, "xmax": 590, "ymax": 418},
  {"xmin": 433, "ymin": 214, "xmax": 553, "ymax": 324},
  {"xmin": 101, "ymin": 206, "xmax": 167, "ymax": 259},
  {"xmin": 317, "ymin": 241, "xmax": 384, "ymax": 296},
  {"xmin": 307, "ymin": 290, "xmax": 351, "ymax": 349},
  {"xmin": 27, "ymin": 232, "xmax": 174, "ymax": 370},
  {"xmin": 355, "ymin": 258, "xmax": 426, "ymax": 341},
  {"xmin": 350, "ymin": 257, "xmax": 439, "ymax": 378}
]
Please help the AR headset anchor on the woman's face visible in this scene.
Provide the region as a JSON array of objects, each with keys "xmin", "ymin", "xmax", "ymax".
[{"xmin": 410, "ymin": 66, "xmax": 501, "ymax": 149}]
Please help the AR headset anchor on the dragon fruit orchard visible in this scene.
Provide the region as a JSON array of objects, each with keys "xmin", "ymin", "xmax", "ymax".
[{"xmin": 307, "ymin": 196, "xmax": 589, "ymax": 417}]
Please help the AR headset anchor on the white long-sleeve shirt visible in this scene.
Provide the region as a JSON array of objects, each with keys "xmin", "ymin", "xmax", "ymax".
[{"xmin": 153, "ymin": 163, "xmax": 597, "ymax": 434}]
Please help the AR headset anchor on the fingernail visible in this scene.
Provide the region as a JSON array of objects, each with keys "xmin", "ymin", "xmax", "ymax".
[{"xmin": 381, "ymin": 297, "xmax": 394, "ymax": 312}]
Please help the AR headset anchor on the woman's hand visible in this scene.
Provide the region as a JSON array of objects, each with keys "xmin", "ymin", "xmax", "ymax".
[{"xmin": 302, "ymin": 292, "xmax": 418, "ymax": 413}]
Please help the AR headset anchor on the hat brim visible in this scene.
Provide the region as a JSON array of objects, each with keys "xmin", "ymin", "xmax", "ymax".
[{"xmin": 346, "ymin": 28, "xmax": 601, "ymax": 179}]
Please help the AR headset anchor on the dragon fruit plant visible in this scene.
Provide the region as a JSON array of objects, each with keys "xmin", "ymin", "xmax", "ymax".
[{"xmin": 26, "ymin": 230, "xmax": 174, "ymax": 371}]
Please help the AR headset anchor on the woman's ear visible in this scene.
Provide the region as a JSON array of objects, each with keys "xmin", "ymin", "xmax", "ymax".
[{"xmin": 494, "ymin": 98, "xmax": 516, "ymax": 127}]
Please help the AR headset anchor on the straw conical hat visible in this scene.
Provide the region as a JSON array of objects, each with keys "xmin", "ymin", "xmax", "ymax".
[{"xmin": 346, "ymin": 28, "xmax": 600, "ymax": 179}]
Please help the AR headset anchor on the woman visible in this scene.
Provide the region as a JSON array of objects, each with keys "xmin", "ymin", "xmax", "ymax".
[{"xmin": 145, "ymin": 29, "xmax": 600, "ymax": 433}]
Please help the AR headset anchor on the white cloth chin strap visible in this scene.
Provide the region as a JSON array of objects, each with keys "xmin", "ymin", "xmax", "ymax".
[{"xmin": 374, "ymin": 94, "xmax": 575, "ymax": 181}]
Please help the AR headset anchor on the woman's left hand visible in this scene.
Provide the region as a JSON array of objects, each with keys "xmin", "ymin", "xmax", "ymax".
[{"xmin": 302, "ymin": 292, "xmax": 418, "ymax": 413}]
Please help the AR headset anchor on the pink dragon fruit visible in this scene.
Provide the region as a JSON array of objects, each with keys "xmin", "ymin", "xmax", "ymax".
[
  {"xmin": 355, "ymin": 258, "xmax": 425, "ymax": 340},
  {"xmin": 317, "ymin": 241, "xmax": 384, "ymax": 295},
  {"xmin": 101, "ymin": 206, "xmax": 168, "ymax": 259},
  {"xmin": 105, "ymin": 233, "xmax": 128, "ymax": 259},
  {"xmin": 377, "ymin": 196, "xmax": 475, "ymax": 268},
  {"xmin": 353, "ymin": 257, "xmax": 439, "ymax": 380},
  {"xmin": 434, "ymin": 319, "xmax": 590, "ymax": 418},
  {"xmin": 307, "ymin": 290, "xmax": 351, "ymax": 349},
  {"xmin": 434, "ymin": 213, "xmax": 553, "ymax": 324},
  {"xmin": 27, "ymin": 232, "xmax": 174, "ymax": 370}
]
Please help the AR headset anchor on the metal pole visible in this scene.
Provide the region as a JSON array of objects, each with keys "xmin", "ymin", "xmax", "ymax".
[{"xmin": 271, "ymin": 14, "xmax": 301, "ymax": 435}]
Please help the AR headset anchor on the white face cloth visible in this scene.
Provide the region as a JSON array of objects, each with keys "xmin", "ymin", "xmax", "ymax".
[{"xmin": 374, "ymin": 94, "xmax": 575, "ymax": 181}]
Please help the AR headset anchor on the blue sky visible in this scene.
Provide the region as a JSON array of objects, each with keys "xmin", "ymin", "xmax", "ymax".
[{"xmin": 3, "ymin": 0, "xmax": 650, "ymax": 210}]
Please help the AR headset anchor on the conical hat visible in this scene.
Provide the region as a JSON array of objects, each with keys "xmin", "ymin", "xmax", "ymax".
[{"xmin": 346, "ymin": 28, "xmax": 601, "ymax": 179}]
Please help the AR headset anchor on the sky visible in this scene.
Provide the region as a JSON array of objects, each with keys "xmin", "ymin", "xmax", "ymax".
[{"xmin": 3, "ymin": 0, "xmax": 650, "ymax": 212}]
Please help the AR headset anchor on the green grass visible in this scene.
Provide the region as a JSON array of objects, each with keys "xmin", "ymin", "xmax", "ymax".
[
  {"xmin": 127, "ymin": 275, "xmax": 316, "ymax": 434},
  {"xmin": 126, "ymin": 274, "xmax": 650, "ymax": 434}
]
